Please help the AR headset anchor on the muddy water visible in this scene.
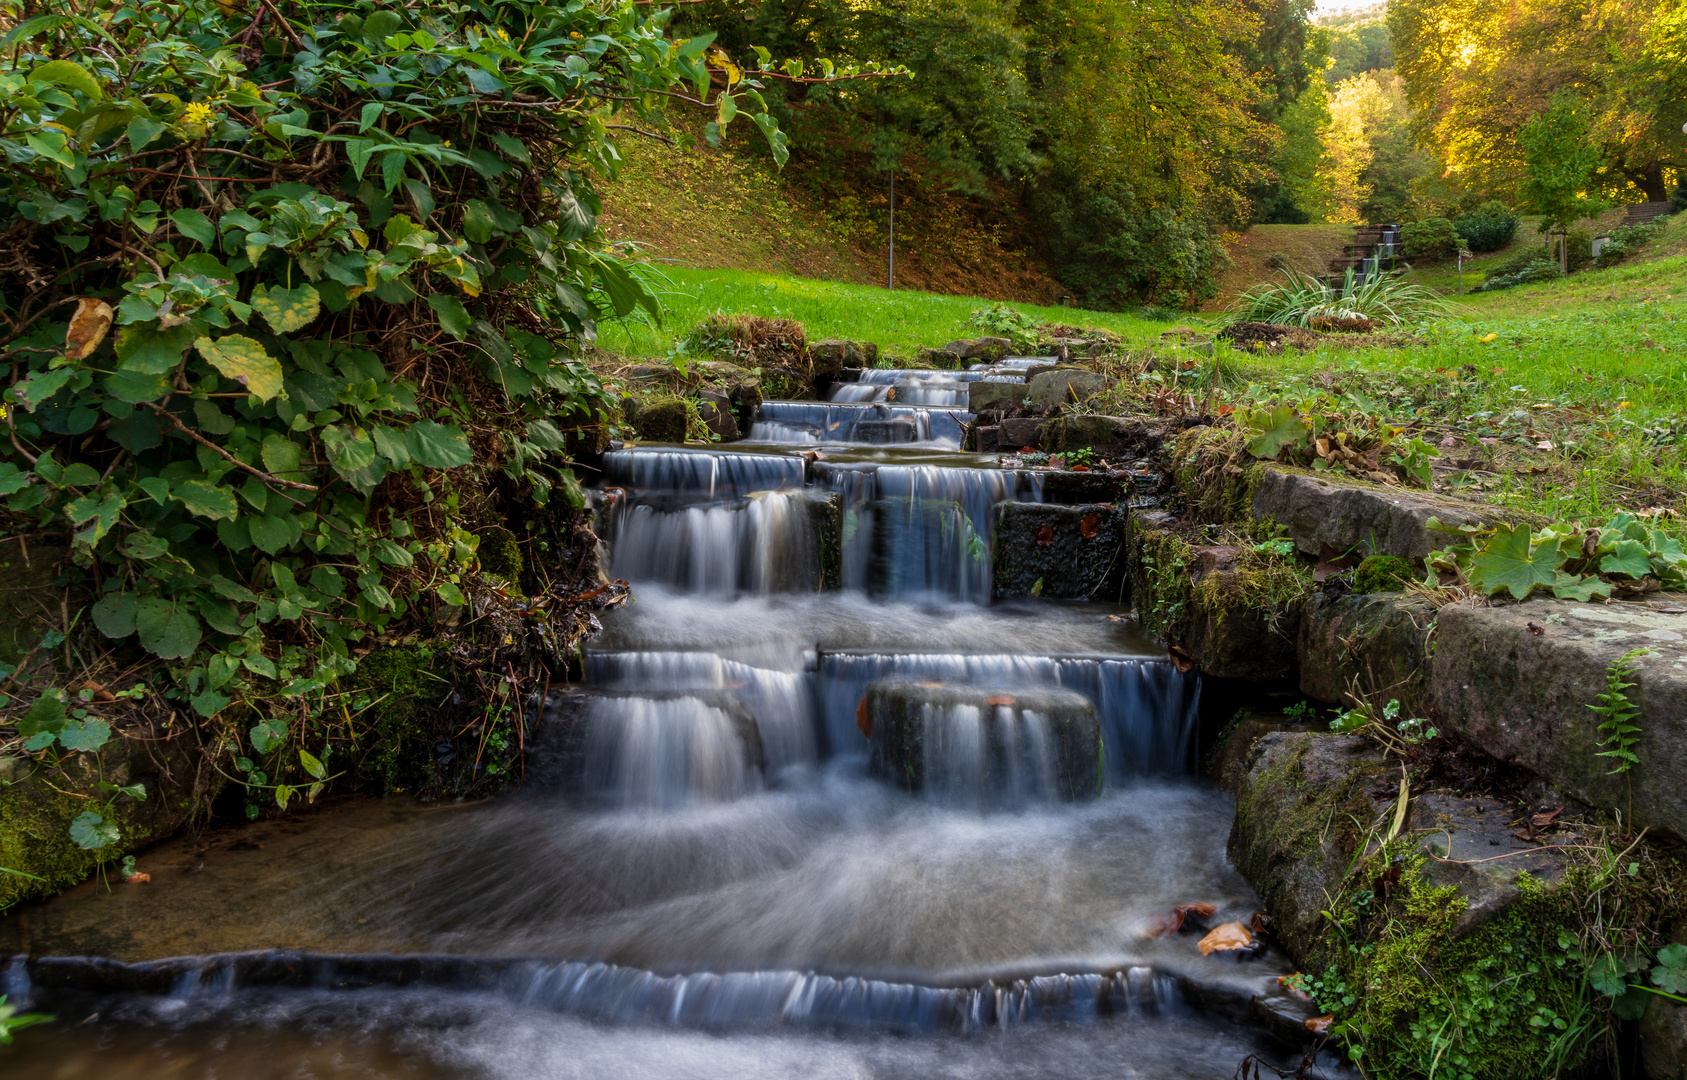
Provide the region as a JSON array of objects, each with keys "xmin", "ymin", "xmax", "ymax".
[{"xmin": 1, "ymin": 372, "xmax": 1334, "ymax": 1079}]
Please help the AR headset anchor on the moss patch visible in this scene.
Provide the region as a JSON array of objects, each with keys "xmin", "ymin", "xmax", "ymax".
[
  {"xmin": 1171, "ymin": 425, "xmax": 1258, "ymax": 523},
  {"xmin": 355, "ymin": 645, "xmax": 450, "ymax": 795},
  {"xmin": 1353, "ymin": 554, "xmax": 1415, "ymax": 593},
  {"xmin": 476, "ymin": 526, "xmax": 524, "ymax": 585},
  {"xmin": 633, "ymin": 396, "xmax": 689, "ymax": 442},
  {"xmin": 1307, "ymin": 852, "xmax": 1592, "ymax": 1080}
]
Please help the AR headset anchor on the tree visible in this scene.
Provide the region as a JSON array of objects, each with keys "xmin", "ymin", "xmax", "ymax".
[{"xmin": 1517, "ymin": 94, "xmax": 1606, "ymax": 272}]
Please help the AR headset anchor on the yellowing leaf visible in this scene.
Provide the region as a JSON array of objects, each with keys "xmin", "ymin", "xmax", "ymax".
[
  {"xmin": 29, "ymin": 59, "xmax": 104, "ymax": 100},
  {"xmin": 65, "ymin": 297, "xmax": 114, "ymax": 360},
  {"xmin": 1198, "ymin": 922, "xmax": 1253, "ymax": 955},
  {"xmin": 193, "ymin": 335, "xmax": 284, "ymax": 400},
  {"xmin": 250, "ymin": 283, "xmax": 322, "ymax": 334}
]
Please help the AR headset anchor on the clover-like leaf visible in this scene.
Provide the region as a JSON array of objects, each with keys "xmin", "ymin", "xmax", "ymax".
[
  {"xmin": 1654, "ymin": 944, "xmax": 1687, "ymax": 996},
  {"xmin": 193, "ymin": 335, "xmax": 284, "ymax": 400},
  {"xmin": 1468, "ymin": 525, "xmax": 1563, "ymax": 600},
  {"xmin": 57, "ymin": 718, "xmax": 112, "ymax": 753},
  {"xmin": 1552, "ymin": 572, "xmax": 1611, "ymax": 602},
  {"xmin": 250, "ymin": 283, "xmax": 322, "ymax": 334}
]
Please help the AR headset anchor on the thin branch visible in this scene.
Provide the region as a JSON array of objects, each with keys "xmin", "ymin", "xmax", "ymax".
[
  {"xmin": 138, "ymin": 401, "xmax": 320, "ymax": 495},
  {"xmin": 605, "ymin": 124, "xmax": 675, "ymax": 144}
]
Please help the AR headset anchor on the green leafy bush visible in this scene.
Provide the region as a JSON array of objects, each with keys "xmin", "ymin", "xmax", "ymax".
[
  {"xmin": 1401, "ymin": 216, "xmax": 1460, "ymax": 260},
  {"xmin": 966, "ymin": 304, "xmax": 1042, "ymax": 352},
  {"xmin": 1473, "ymin": 248, "xmax": 1563, "ymax": 292},
  {"xmin": 0, "ymin": 0, "xmax": 835, "ymax": 807},
  {"xmin": 1453, "ymin": 201, "xmax": 1519, "ymax": 253},
  {"xmin": 1594, "ymin": 218, "xmax": 1668, "ymax": 268}
]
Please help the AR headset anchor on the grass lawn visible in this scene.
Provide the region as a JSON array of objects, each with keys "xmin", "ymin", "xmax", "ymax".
[{"xmin": 596, "ymin": 265, "xmax": 1178, "ymax": 360}]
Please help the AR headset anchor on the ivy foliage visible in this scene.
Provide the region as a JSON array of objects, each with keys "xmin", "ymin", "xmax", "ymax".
[{"xmin": 0, "ymin": 0, "xmax": 824, "ymax": 798}]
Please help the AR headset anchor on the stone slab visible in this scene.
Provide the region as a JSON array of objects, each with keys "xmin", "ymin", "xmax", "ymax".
[
  {"xmin": 865, "ymin": 683, "xmax": 1101, "ymax": 802},
  {"xmin": 1430, "ymin": 598, "xmax": 1687, "ymax": 840},
  {"xmin": 993, "ymin": 502, "xmax": 1128, "ymax": 602},
  {"xmin": 1027, "ymin": 369, "xmax": 1107, "ymax": 411},
  {"xmin": 968, "ymin": 380, "xmax": 1026, "ymax": 414},
  {"xmin": 1298, "ymin": 591, "xmax": 1435, "ymax": 710},
  {"xmin": 1251, "ymin": 464, "xmax": 1532, "ymax": 561},
  {"xmin": 1039, "ymin": 414, "xmax": 1162, "ymax": 460},
  {"xmin": 997, "ymin": 417, "xmax": 1044, "ymax": 448}
]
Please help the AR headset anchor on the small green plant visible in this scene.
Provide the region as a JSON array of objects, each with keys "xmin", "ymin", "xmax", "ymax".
[
  {"xmin": 966, "ymin": 303, "xmax": 1043, "ymax": 352},
  {"xmin": 1064, "ymin": 447, "xmax": 1096, "ymax": 467},
  {"xmin": 1330, "ymin": 698, "xmax": 1438, "ymax": 749},
  {"xmin": 1590, "ymin": 648, "xmax": 1649, "ymax": 776},
  {"xmin": 1388, "ymin": 437, "xmax": 1439, "ymax": 488},
  {"xmin": 1283, "ymin": 700, "xmax": 1315, "ymax": 718},
  {"xmin": 1254, "ymin": 537, "xmax": 1296, "ymax": 557},
  {"xmin": 0, "ymin": 994, "xmax": 53, "ymax": 1045}
]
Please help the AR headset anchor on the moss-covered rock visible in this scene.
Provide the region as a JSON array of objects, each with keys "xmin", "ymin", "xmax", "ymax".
[
  {"xmin": 1040, "ymin": 414, "xmax": 1160, "ymax": 461},
  {"xmin": 992, "ymin": 502, "xmax": 1127, "ymax": 601},
  {"xmin": 967, "ymin": 380, "xmax": 1026, "ymax": 414},
  {"xmin": 1170, "ymin": 425, "xmax": 1256, "ymax": 523},
  {"xmin": 1127, "ymin": 525, "xmax": 1310, "ymax": 680},
  {"xmin": 633, "ymin": 396, "xmax": 689, "ymax": 443},
  {"xmin": 355, "ymin": 645, "xmax": 452, "ymax": 795},
  {"xmin": 1026, "ymin": 368, "xmax": 1107, "ymax": 410}
]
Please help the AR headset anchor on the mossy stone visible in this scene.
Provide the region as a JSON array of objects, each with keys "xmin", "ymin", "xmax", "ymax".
[{"xmin": 634, "ymin": 396, "xmax": 688, "ymax": 442}]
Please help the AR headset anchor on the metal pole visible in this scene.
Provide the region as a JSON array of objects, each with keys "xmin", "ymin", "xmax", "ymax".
[{"xmin": 887, "ymin": 169, "xmax": 895, "ymax": 290}]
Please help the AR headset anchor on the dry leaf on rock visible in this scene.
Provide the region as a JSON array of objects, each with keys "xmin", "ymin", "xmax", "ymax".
[
  {"xmin": 1079, "ymin": 514, "xmax": 1101, "ymax": 539},
  {"xmin": 856, "ymin": 695, "xmax": 872, "ymax": 739},
  {"xmin": 1197, "ymin": 921, "xmax": 1252, "ymax": 955},
  {"xmin": 1035, "ymin": 524, "xmax": 1055, "ymax": 547},
  {"xmin": 986, "ymin": 695, "xmax": 1017, "ymax": 706},
  {"xmin": 1305, "ymin": 1015, "xmax": 1334, "ymax": 1033},
  {"xmin": 1152, "ymin": 901, "xmax": 1218, "ymax": 936}
]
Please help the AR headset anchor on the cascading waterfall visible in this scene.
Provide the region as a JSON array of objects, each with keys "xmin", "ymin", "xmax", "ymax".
[
  {"xmin": 816, "ymin": 461, "xmax": 1044, "ymax": 600},
  {"xmin": 0, "ymin": 357, "xmax": 1323, "ymax": 1080},
  {"xmin": 749, "ymin": 401, "xmax": 970, "ymax": 447}
]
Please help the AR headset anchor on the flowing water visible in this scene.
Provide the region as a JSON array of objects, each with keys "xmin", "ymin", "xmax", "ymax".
[{"xmin": 0, "ymin": 365, "xmax": 1337, "ymax": 1079}]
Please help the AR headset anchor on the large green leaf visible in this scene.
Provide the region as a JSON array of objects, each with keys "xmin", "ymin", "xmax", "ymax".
[
  {"xmin": 69, "ymin": 810, "xmax": 120, "ymax": 851},
  {"xmin": 1468, "ymin": 525, "xmax": 1563, "ymax": 600},
  {"xmin": 135, "ymin": 598, "xmax": 202, "ymax": 659},
  {"xmin": 18, "ymin": 689, "xmax": 69, "ymax": 736},
  {"xmin": 428, "ymin": 292, "xmax": 471, "ymax": 339},
  {"xmin": 65, "ymin": 491, "xmax": 125, "ymax": 545},
  {"xmin": 171, "ymin": 479, "xmax": 239, "ymax": 521},
  {"xmin": 58, "ymin": 718, "xmax": 112, "ymax": 752},
  {"xmin": 250, "ymin": 283, "xmax": 322, "ymax": 334},
  {"xmin": 406, "ymin": 420, "xmax": 473, "ymax": 468},
  {"xmin": 1241, "ymin": 404, "xmax": 1311, "ymax": 459},
  {"xmin": 170, "ymin": 208, "xmax": 216, "ymax": 248},
  {"xmin": 1552, "ymin": 572, "xmax": 1611, "ymax": 602},
  {"xmin": 261, "ymin": 434, "xmax": 306, "ymax": 481},
  {"xmin": 29, "ymin": 59, "xmax": 103, "ymax": 99},
  {"xmin": 194, "ymin": 335, "xmax": 284, "ymax": 401},
  {"xmin": 115, "ymin": 323, "xmax": 198, "ymax": 373},
  {"xmin": 1601, "ymin": 539, "xmax": 1653, "ymax": 579}
]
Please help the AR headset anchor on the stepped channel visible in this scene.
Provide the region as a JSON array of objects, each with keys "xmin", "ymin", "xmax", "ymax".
[{"xmin": 0, "ymin": 361, "xmax": 1337, "ymax": 1078}]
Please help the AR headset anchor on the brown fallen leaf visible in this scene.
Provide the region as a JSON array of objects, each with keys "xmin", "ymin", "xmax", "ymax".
[
  {"xmin": 1197, "ymin": 921, "xmax": 1252, "ymax": 955},
  {"xmin": 1079, "ymin": 513, "xmax": 1101, "ymax": 539},
  {"xmin": 65, "ymin": 297, "xmax": 115, "ymax": 361},
  {"xmin": 1152, "ymin": 901, "xmax": 1218, "ymax": 936},
  {"xmin": 1167, "ymin": 645, "xmax": 1196, "ymax": 673},
  {"xmin": 124, "ymin": 871, "xmax": 152, "ymax": 884},
  {"xmin": 856, "ymin": 696, "xmax": 872, "ymax": 739},
  {"xmin": 986, "ymin": 695, "xmax": 1017, "ymax": 706},
  {"xmin": 1532, "ymin": 806, "xmax": 1564, "ymax": 829},
  {"xmin": 1305, "ymin": 1015, "xmax": 1334, "ymax": 1034},
  {"xmin": 1526, "ymin": 622, "xmax": 1544, "ymax": 636},
  {"xmin": 1250, "ymin": 911, "xmax": 1273, "ymax": 936},
  {"xmin": 1034, "ymin": 524, "xmax": 1055, "ymax": 547}
]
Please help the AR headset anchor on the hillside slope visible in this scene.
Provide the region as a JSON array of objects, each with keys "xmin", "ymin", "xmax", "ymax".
[{"xmin": 596, "ymin": 129, "xmax": 1069, "ymax": 306}]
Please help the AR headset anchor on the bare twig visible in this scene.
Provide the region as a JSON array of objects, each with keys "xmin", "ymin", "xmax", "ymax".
[{"xmin": 137, "ymin": 401, "xmax": 320, "ymax": 494}]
